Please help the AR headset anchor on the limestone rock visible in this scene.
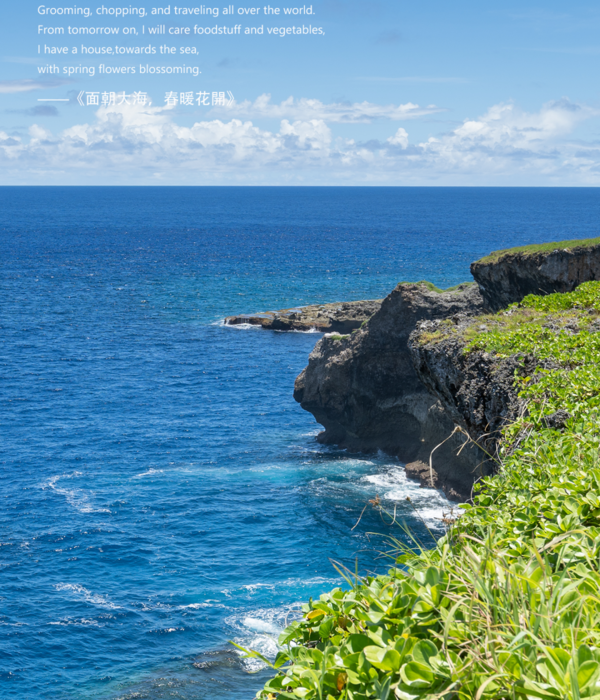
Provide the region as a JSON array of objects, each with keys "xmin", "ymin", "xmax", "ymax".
[
  {"xmin": 224, "ymin": 300, "xmax": 382, "ymax": 333},
  {"xmin": 471, "ymin": 239, "xmax": 600, "ymax": 311}
]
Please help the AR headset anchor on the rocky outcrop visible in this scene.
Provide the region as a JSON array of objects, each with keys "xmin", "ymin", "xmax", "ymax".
[
  {"xmin": 224, "ymin": 300, "xmax": 382, "ymax": 333},
  {"xmin": 408, "ymin": 318, "xmax": 536, "ymax": 467},
  {"xmin": 471, "ymin": 239, "xmax": 600, "ymax": 311},
  {"xmin": 293, "ymin": 282, "xmax": 488, "ymax": 500}
]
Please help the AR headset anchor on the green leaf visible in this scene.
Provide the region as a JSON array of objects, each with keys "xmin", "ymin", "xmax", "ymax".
[
  {"xmin": 410, "ymin": 640, "xmax": 438, "ymax": 667},
  {"xmin": 279, "ymin": 622, "xmax": 301, "ymax": 646},
  {"xmin": 576, "ymin": 661, "xmax": 600, "ymax": 690},
  {"xmin": 344, "ymin": 634, "xmax": 372, "ymax": 653},
  {"xmin": 400, "ymin": 661, "xmax": 435, "ymax": 688}
]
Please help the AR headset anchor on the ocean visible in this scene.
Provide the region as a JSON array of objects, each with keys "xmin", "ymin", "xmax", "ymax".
[{"xmin": 2, "ymin": 186, "xmax": 600, "ymax": 699}]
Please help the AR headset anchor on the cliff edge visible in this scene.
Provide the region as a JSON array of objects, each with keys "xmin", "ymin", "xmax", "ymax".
[
  {"xmin": 293, "ymin": 282, "xmax": 488, "ymax": 500},
  {"xmin": 471, "ymin": 236, "xmax": 600, "ymax": 311},
  {"xmin": 293, "ymin": 237, "xmax": 600, "ymax": 501}
]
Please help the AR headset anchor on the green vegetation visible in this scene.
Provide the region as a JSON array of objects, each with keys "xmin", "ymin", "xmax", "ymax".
[
  {"xmin": 399, "ymin": 280, "xmax": 445, "ymax": 293},
  {"xmin": 243, "ymin": 281, "xmax": 600, "ymax": 700},
  {"xmin": 475, "ymin": 236, "xmax": 600, "ymax": 265},
  {"xmin": 329, "ymin": 334, "xmax": 349, "ymax": 341},
  {"xmin": 397, "ymin": 281, "xmax": 475, "ymax": 294}
]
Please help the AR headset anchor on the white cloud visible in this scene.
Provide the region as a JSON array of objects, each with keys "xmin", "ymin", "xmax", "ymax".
[
  {"xmin": 210, "ymin": 93, "xmax": 441, "ymax": 123},
  {"xmin": 387, "ymin": 127, "xmax": 409, "ymax": 148},
  {"xmin": 441, "ymin": 99, "xmax": 593, "ymax": 149},
  {"xmin": 1, "ymin": 97, "xmax": 600, "ymax": 185},
  {"xmin": 408, "ymin": 99, "xmax": 600, "ymax": 181}
]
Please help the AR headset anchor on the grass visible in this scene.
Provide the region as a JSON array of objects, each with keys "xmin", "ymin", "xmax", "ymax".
[
  {"xmin": 397, "ymin": 281, "xmax": 475, "ymax": 294},
  {"xmin": 475, "ymin": 236, "xmax": 600, "ymax": 265},
  {"xmin": 241, "ymin": 281, "xmax": 600, "ymax": 700}
]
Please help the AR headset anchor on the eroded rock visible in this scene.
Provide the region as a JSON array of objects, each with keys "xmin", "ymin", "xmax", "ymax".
[
  {"xmin": 471, "ymin": 239, "xmax": 600, "ymax": 311},
  {"xmin": 293, "ymin": 282, "xmax": 486, "ymax": 500},
  {"xmin": 406, "ymin": 312, "xmax": 548, "ymax": 495},
  {"xmin": 224, "ymin": 300, "xmax": 382, "ymax": 333}
]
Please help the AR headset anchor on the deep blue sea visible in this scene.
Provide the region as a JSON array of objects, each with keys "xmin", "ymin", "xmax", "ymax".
[{"xmin": 2, "ymin": 187, "xmax": 600, "ymax": 700}]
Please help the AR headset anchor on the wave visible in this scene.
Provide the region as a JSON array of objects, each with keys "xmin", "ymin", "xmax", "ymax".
[
  {"xmin": 226, "ymin": 603, "xmax": 303, "ymax": 672},
  {"xmin": 42, "ymin": 472, "xmax": 110, "ymax": 514},
  {"xmin": 217, "ymin": 320, "xmax": 262, "ymax": 330},
  {"xmin": 49, "ymin": 618, "xmax": 101, "ymax": 627},
  {"xmin": 362, "ymin": 468, "xmax": 452, "ymax": 527},
  {"xmin": 55, "ymin": 583, "xmax": 120, "ymax": 610},
  {"xmin": 217, "ymin": 319, "xmax": 321, "ymax": 333},
  {"xmin": 131, "ymin": 468, "xmax": 164, "ymax": 479},
  {"xmin": 238, "ymin": 575, "xmax": 341, "ymax": 597}
]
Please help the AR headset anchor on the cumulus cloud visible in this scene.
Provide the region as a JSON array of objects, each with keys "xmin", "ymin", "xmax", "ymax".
[
  {"xmin": 1, "ymin": 97, "xmax": 599, "ymax": 185},
  {"xmin": 434, "ymin": 99, "xmax": 594, "ymax": 151},
  {"xmin": 210, "ymin": 93, "xmax": 441, "ymax": 122},
  {"xmin": 387, "ymin": 127, "xmax": 409, "ymax": 148}
]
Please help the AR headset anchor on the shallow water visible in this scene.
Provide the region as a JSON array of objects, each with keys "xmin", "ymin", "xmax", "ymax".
[{"xmin": 2, "ymin": 187, "xmax": 600, "ymax": 699}]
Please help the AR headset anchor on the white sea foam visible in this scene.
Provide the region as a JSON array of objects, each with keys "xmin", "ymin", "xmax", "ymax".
[
  {"xmin": 42, "ymin": 472, "xmax": 110, "ymax": 514},
  {"xmin": 216, "ymin": 318, "xmax": 320, "ymax": 333},
  {"xmin": 240, "ymin": 576, "xmax": 340, "ymax": 597},
  {"xmin": 131, "ymin": 468, "xmax": 164, "ymax": 479},
  {"xmin": 226, "ymin": 604, "xmax": 303, "ymax": 672},
  {"xmin": 49, "ymin": 617, "xmax": 101, "ymax": 627},
  {"xmin": 141, "ymin": 599, "xmax": 228, "ymax": 612},
  {"xmin": 219, "ymin": 321, "xmax": 262, "ymax": 330},
  {"xmin": 177, "ymin": 602, "xmax": 214, "ymax": 610},
  {"xmin": 55, "ymin": 583, "xmax": 120, "ymax": 610},
  {"xmin": 242, "ymin": 582, "xmax": 275, "ymax": 594},
  {"xmin": 362, "ymin": 467, "xmax": 453, "ymax": 527}
]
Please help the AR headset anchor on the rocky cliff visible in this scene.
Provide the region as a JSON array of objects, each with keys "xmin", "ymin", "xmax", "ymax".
[
  {"xmin": 293, "ymin": 282, "xmax": 488, "ymax": 500},
  {"xmin": 236, "ymin": 237, "xmax": 600, "ymax": 501},
  {"xmin": 471, "ymin": 237, "xmax": 600, "ymax": 311}
]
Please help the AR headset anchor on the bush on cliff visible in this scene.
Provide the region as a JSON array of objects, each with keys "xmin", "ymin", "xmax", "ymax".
[{"xmin": 242, "ymin": 281, "xmax": 600, "ymax": 700}]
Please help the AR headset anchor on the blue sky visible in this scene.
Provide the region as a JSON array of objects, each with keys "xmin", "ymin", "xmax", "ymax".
[{"xmin": 1, "ymin": 0, "xmax": 600, "ymax": 184}]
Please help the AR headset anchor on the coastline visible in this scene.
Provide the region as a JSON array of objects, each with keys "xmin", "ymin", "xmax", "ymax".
[{"xmin": 239, "ymin": 238, "xmax": 600, "ymax": 699}]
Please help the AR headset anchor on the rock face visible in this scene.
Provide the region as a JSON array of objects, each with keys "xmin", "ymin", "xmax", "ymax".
[
  {"xmin": 471, "ymin": 240, "xmax": 600, "ymax": 311},
  {"xmin": 224, "ymin": 300, "xmax": 382, "ymax": 333},
  {"xmin": 293, "ymin": 282, "xmax": 487, "ymax": 500},
  {"xmin": 409, "ymin": 318, "xmax": 535, "ymax": 468}
]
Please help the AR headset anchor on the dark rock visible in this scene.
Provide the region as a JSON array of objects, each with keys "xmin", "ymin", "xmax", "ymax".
[
  {"xmin": 293, "ymin": 282, "xmax": 485, "ymax": 501},
  {"xmin": 403, "ymin": 460, "xmax": 464, "ymax": 501},
  {"xmin": 409, "ymin": 318, "xmax": 537, "ymax": 473},
  {"xmin": 543, "ymin": 409, "xmax": 571, "ymax": 431},
  {"xmin": 224, "ymin": 300, "xmax": 382, "ymax": 333},
  {"xmin": 471, "ymin": 240, "xmax": 600, "ymax": 311}
]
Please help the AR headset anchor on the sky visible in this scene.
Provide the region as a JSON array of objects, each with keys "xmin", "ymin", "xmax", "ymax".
[{"xmin": 1, "ymin": 0, "xmax": 600, "ymax": 185}]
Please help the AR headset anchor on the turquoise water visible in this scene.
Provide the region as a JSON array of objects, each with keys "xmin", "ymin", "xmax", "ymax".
[{"xmin": 2, "ymin": 187, "xmax": 600, "ymax": 699}]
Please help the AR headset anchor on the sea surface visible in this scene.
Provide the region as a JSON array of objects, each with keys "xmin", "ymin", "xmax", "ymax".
[{"xmin": 2, "ymin": 187, "xmax": 600, "ymax": 700}]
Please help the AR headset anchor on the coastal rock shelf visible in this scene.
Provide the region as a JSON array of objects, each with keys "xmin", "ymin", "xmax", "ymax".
[{"xmin": 224, "ymin": 299, "xmax": 382, "ymax": 333}]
